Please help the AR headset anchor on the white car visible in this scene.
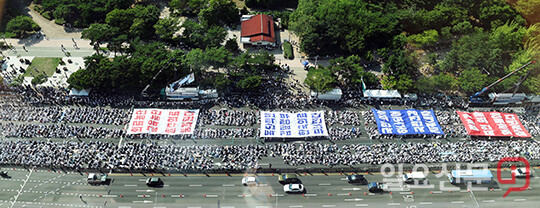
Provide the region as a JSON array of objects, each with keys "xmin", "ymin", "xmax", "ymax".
[
  {"xmin": 512, "ymin": 168, "xmax": 529, "ymax": 178},
  {"xmin": 242, "ymin": 176, "xmax": 259, "ymax": 186},
  {"xmin": 283, "ymin": 184, "xmax": 304, "ymax": 193}
]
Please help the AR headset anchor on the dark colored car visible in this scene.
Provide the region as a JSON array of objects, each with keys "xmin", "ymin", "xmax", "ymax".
[
  {"xmin": 146, "ymin": 177, "xmax": 163, "ymax": 187},
  {"xmin": 347, "ymin": 174, "xmax": 368, "ymax": 185},
  {"xmin": 278, "ymin": 174, "xmax": 300, "ymax": 184}
]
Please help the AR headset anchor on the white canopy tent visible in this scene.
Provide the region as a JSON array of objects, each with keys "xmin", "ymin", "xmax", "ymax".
[
  {"xmin": 363, "ymin": 90, "xmax": 401, "ymax": 98},
  {"xmin": 69, "ymin": 88, "xmax": 90, "ymax": 96}
]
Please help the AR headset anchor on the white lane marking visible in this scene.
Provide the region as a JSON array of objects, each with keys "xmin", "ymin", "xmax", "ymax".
[
  {"xmin": 303, "ymin": 194, "xmax": 317, "ymax": 197},
  {"xmin": 222, "ymin": 184, "xmax": 235, "ymax": 187},
  {"xmin": 289, "ymin": 206, "xmax": 303, "ymax": 208},
  {"xmin": 340, "ymin": 178, "xmax": 348, "ymax": 181},
  {"xmin": 342, "ymin": 188, "xmax": 361, "ymax": 191},
  {"xmin": 451, "ymin": 201, "xmax": 464, "ymax": 204},
  {"xmin": 419, "ymin": 202, "xmax": 433, "ymax": 205},
  {"xmin": 205, "ymin": 194, "xmax": 218, "ymax": 198},
  {"xmin": 136, "ymin": 190, "xmax": 155, "ymax": 192},
  {"xmin": 322, "ymin": 205, "xmax": 336, "ymax": 207},
  {"xmin": 399, "ymin": 192, "xmax": 412, "ymax": 194},
  {"xmin": 138, "ymin": 179, "xmax": 147, "ymax": 181},
  {"xmin": 514, "ymin": 199, "xmax": 526, "ymax": 202},
  {"xmin": 337, "ymin": 193, "xmax": 351, "ymax": 196},
  {"xmin": 187, "ymin": 207, "xmax": 202, "ymax": 208},
  {"xmin": 125, "ymin": 184, "xmax": 137, "ymax": 187},
  {"xmin": 387, "ymin": 203, "xmax": 401, "ymax": 206},
  {"xmin": 259, "ymin": 184, "xmax": 268, "ymax": 187},
  {"xmin": 344, "ymin": 198, "xmax": 363, "ymax": 201},
  {"xmin": 255, "ymin": 206, "xmax": 269, "ymax": 208},
  {"xmin": 238, "ymin": 194, "xmax": 252, "ymax": 197},
  {"xmin": 133, "ymin": 200, "xmax": 153, "ymax": 203},
  {"xmin": 356, "ymin": 204, "xmax": 368, "ymax": 207},
  {"xmin": 118, "ymin": 206, "xmax": 131, "ymax": 208},
  {"xmin": 319, "ymin": 183, "xmax": 331, "ymax": 186},
  {"xmin": 189, "ymin": 184, "xmax": 202, "ymax": 187},
  {"xmin": 431, "ymin": 191, "xmax": 442, "ymax": 194},
  {"xmin": 222, "ymin": 206, "xmax": 235, "ymax": 208},
  {"xmin": 482, "ymin": 200, "xmax": 495, "ymax": 203}
]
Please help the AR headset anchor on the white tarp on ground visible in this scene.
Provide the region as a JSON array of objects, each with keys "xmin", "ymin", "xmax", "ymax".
[
  {"xmin": 363, "ymin": 90, "xmax": 402, "ymax": 98},
  {"xmin": 69, "ymin": 88, "xmax": 90, "ymax": 96},
  {"xmin": 260, "ymin": 111, "xmax": 329, "ymax": 138},
  {"xmin": 127, "ymin": 109, "xmax": 199, "ymax": 135}
]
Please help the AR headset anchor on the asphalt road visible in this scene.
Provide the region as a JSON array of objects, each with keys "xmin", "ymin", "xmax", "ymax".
[{"xmin": 1, "ymin": 167, "xmax": 539, "ymax": 208}]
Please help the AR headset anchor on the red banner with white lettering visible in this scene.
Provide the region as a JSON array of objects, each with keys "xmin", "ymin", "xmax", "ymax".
[
  {"xmin": 456, "ymin": 111, "xmax": 531, "ymax": 137},
  {"xmin": 127, "ymin": 109, "xmax": 199, "ymax": 135}
]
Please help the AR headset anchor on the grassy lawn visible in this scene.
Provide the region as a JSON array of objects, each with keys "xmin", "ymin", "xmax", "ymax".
[{"xmin": 24, "ymin": 57, "xmax": 61, "ymax": 77}]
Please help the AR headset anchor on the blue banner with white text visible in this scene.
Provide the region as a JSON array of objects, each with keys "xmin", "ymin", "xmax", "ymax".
[{"xmin": 371, "ymin": 109, "xmax": 444, "ymax": 135}]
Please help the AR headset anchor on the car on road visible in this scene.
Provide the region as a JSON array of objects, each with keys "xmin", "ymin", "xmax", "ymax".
[
  {"xmin": 146, "ymin": 177, "xmax": 163, "ymax": 187},
  {"xmin": 278, "ymin": 174, "xmax": 300, "ymax": 184},
  {"xmin": 367, "ymin": 182, "xmax": 389, "ymax": 193},
  {"xmin": 512, "ymin": 168, "xmax": 529, "ymax": 178},
  {"xmin": 347, "ymin": 174, "xmax": 368, "ymax": 185},
  {"xmin": 0, "ymin": 171, "xmax": 7, "ymax": 177},
  {"xmin": 87, "ymin": 173, "xmax": 108, "ymax": 185},
  {"xmin": 242, "ymin": 176, "xmax": 259, "ymax": 186},
  {"xmin": 283, "ymin": 184, "xmax": 304, "ymax": 194}
]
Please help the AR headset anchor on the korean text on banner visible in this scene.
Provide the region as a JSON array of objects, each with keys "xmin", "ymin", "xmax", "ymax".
[
  {"xmin": 127, "ymin": 109, "xmax": 199, "ymax": 135},
  {"xmin": 371, "ymin": 109, "xmax": 444, "ymax": 135},
  {"xmin": 260, "ymin": 111, "xmax": 329, "ymax": 138},
  {"xmin": 457, "ymin": 111, "xmax": 531, "ymax": 137}
]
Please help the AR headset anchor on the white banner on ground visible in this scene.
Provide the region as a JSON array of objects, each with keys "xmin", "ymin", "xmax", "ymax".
[
  {"xmin": 127, "ymin": 109, "xmax": 199, "ymax": 135},
  {"xmin": 260, "ymin": 111, "xmax": 329, "ymax": 138}
]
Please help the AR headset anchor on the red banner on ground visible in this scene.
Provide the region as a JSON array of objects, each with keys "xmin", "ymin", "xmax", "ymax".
[{"xmin": 456, "ymin": 111, "xmax": 531, "ymax": 138}]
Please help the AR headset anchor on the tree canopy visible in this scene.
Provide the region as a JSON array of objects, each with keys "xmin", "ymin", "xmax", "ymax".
[
  {"xmin": 289, "ymin": 0, "xmax": 401, "ymax": 56},
  {"xmin": 34, "ymin": 0, "xmax": 134, "ymax": 27},
  {"xmin": 6, "ymin": 16, "xmax": 41, "ymax": 38}
]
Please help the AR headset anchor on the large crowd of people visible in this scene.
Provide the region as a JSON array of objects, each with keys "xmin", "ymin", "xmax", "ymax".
[
  {"xmin": 0, "ymin": 85, "xmax": 539, "ymax": 172},
  {"xmin": 1, "ymin": 139, "xmax": 539, "ymax": 171}
]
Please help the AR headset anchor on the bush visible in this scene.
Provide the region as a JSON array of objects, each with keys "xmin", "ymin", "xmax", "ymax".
[
  {"xmin": 283, "ymin": 41, "xmax": 294, "ymax": 59},
  {"xmin": 42, "ymin": 11, "xmax": 52, "ymax": 20},
  {"xmin": 33, "ymin": 5, "xmax": 43, "ymax": 14},
  {"xmin": 54, "ymin": 18, "xmax": 66, "ymax": 25},
  {"xmin": 31, "ymin": 74, "xmax": 47, "ymax": 85}
]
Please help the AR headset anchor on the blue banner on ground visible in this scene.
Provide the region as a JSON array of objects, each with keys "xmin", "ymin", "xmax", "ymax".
[{"xmin": 371, "ymin": 109, "xmax": 444, "ymax": 135}]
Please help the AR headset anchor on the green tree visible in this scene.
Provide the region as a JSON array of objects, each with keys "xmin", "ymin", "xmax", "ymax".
[
  {"xmin": 490, "ymin": 21, "xmax": 526, "ymax": 54},
  {"xmin": 154, "ymin": 17, "xmax": 181, "ymax": 41},
  {"xmin": 184, "ymin": 47, "xmax": 232, "ymax": 72},
  {"xmin": 441, "ymin": 32, "xmax": 504, "ymax": 75},
  {"xmin": 458, "ymin": 68, "xmax": 488, "ymax": 93},
  {"xmin": 6, "ymin": 16, "xmax": 41, "ymax": 37},
  {"xmin": 327, "ymin": 55, "xmax": 377, "ymax": 87},
  {"xmin": 451, "ymin": 21, "xmax": 474, "ymax": 34},
  {"xmin": 304, "ymin": 67, "xmax": 336, "ymax": 93},
  {"xmin": 105, "ymin": 9, "xmax": 135, "ymax": 32},
  {"xmin": 289, "ymin": 0, "xmax": 400, "ymax": 56},
  {"xmin": 407, "ymin": 29, "xmax": 439, "ymax": 47},
  {"xmin": 224, "ymin": 38, "xmax": 239, "ymax": 53},
  {"xmin": 237, "ymin": 75, "xmax": 262, "ymax": 91},
  {"xmin": 432, "ymin": 73, "xmax": 458, "ymax": 91},
  {"xmin": 82, "ymin": 23, "xmax": 119, "ymax": 53},
  {"xmin": 416, "ymin": 76, "xmax": 435, "ymax": 94},
  {"xmin": 180, "ymin": 20, "xmax": 227, "ymax": 48},
  {"xmin": 213, "ymin": 74, "xmax": 231, "ymax": 92},
  {"xmin": 53, "ymin": 4, "xmax": 78, "ymax": 24},
  {"xmin": 199, "ymin": 0, "xmax": 239, "ymax": 26},
  {"xmin": 169, "ymin": 0, "xmax": 206, "ymax": 16}
]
